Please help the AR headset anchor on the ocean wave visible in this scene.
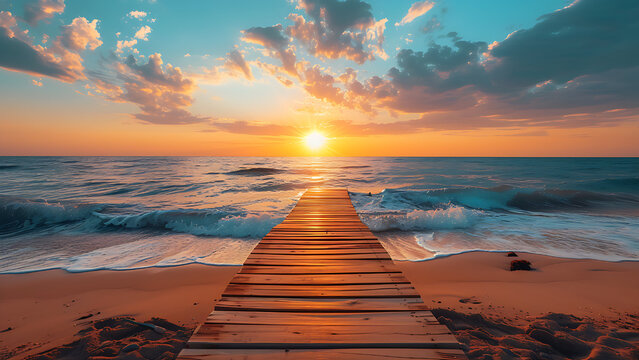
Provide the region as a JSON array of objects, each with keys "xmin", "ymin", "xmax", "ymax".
[
  {"xmin": 341, "ymin": 165, "xmax": 371, "ymax": 169},
  {"xmin": 0, "ymin": 165, "xmax": 20, "ymax": 170},
  {"xmin": 95, "ymin": 210, "xmax": 280, "ymax": 237},
  {"xmin": 359, "ymin": 206, "xmax": 480, "ymax": 232},
  {"xmin": 0, "ymin": 196, "xmax": 282, "ymax": 238},
  {"xmin": 578, "ymin": 177, "xmax": 639, "ymax": 194},
  {"xmin": 351, "ymin": 186, "xmax": 638, "ymax": 213},
  {"xmin": 225, "ymin": 167, "xmax": 286, "ymax": 176}
]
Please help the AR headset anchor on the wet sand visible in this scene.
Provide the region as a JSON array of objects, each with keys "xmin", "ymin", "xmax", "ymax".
[{"xmin": 1, "ymin": 252, "xmax": 638, "ymax": 359}]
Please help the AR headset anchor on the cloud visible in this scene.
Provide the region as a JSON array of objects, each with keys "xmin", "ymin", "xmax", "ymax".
[
  {"xmin": 59, "ymin": 17, "xmax": 102, "ymax": 52},
  {"xmin": 32, "ymin": 79, "xmax": 43, "ymax": 86},
  {"xmin": 134, "ymin": 25, "xmax": 151, "ymax": 40},
  {"xmin": 287, "ymin": 0, "xmax": 387, "ymax": 64},
  {"xmin": 302, "ymin": 65, "xmax": 345, "ymax": 105},
  {"xmin": 116, "ymin": 39, "xmax": 137, "ymax": 53},
  {"xmin": 225, "ymin": 49, "xmax": 253, "ymax": 80},
  {"xmin": 242, "ymin": 25, "xmax": 297, "ymax": 76},
  {"xmin": 124, "ymin": 53, "xmax": 192, "ymax": 92},
  {"xmin": 396, "ymin": 1, "xmax": 434, "ymax": 26},
  {"xmin": 0, "ymin": 28, "xmax": 70, "ymax": 80},
  {"xmin": 337, "ymin": 0, "xmax": 639, "ymax": 131},
  {"xmin": 210, "ymin": 120, "xmax": 296, "ymax": 136},
  {"xmin": 421, "ymin": 16, "xmax": 441, "ymax": 33},
  {"xmin": 128, "ymin": 11, "xmax": 147, "ymax": 19},
  {"xmin": 0, "ymin": 12, "xmax": 100, "ymax": 82},
  {"xmin": 487, "ymin": 0, "xmax": 639, "ymax": 91},
  {"xmin": 87, "ymin": 53, "xmax": 205, "ymax": 125},
  {"xmin": 23, "ymin": 0, "xmax": 65, "ymax": 26}
]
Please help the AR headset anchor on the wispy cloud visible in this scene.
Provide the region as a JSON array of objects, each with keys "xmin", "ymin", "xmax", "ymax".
[
  {"xmin": 128, "ymin": 11, "xmax": 147, "ymax": 19},
  {"xmin": 396, "ymin": 1, "xmax": 434, "ymax": 26},
  {"xmin": 23, "ymin": 0, "xmax": 65, "ymax": 25}
]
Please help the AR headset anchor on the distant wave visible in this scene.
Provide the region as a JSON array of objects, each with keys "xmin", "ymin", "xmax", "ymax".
[
  {"xmin": 341, "ymin": 165, "xmax": 371, "ymax": 169},
  {"xmin": 225, "ymin": 167, "xmax": 286, "ymax": 176},
  {"xmin": 578, "ymin": 177, "xmax": 639, "ymax": 194},
  {"xmin": 360, "ymin": 206, "xmax": 480, "ymax": 232},
  {"xmin": 0, "ymin": 165, "xmax": 19, "ymax": 170},
  {"xmin": 351, "ymin": 186, "xmax": 638, "ymax": 214},
  {"xmin": 0, "ymin": 196, "xmax": 282, "ymax": 238}
]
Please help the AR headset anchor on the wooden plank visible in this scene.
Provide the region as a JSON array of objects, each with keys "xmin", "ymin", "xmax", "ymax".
[
  {"xmin": 179, "ymin": 348, "xmax": 466, "ymax": 359},
  {"xmin": 213, "ymin": 297, "xmax": 426, "ymax": 312},
  {"xmin": 222, "ymin": 283, "xmax": 420, "ymax": 298},
  {"xmin": 204, "ymin": 311, "xmax": 438, "ymax": 326},
  {"xmin": 239, "ymin": 266, "xmax": 400, "ymax": 275},
  {"xmin": 250, "ymin": 249, "xmax": 388, "ymax": 255},
  {"xmin": 188, "ymin": 324, "xmax": 459, "ymax": 347},
  {"xmin": 245, "ymin": 254, "xmax": 392, "ymax": 261},
  {"xmin": 229, "ymin": 273, "xmax": 411, "ymax": 285},
  {"xmin": 253, "ymin": 244, "xmax": 385, "ymax": 250}
]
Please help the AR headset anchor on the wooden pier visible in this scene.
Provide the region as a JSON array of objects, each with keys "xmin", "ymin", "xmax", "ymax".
[{"xmin": 178, "ymin": 188, "xmax": 466, "ymax": 359}]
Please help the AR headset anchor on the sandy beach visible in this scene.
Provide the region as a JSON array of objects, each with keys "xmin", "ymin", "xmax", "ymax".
[
  {"xmin": 1, "ymin": 252, "xmax": 638, "ymax": 359},
  {"xmin": 0, "ymin": 265, "xmax": 240, "ymax": 359}
]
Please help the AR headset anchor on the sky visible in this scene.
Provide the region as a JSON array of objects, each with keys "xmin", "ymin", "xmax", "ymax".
[{"xmin": 0, "ymin": 0, "xmax": 637, "ymax": 156}]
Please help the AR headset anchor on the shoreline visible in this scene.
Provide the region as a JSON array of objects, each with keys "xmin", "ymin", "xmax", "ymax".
[
  {"xmin": 3, "ymin": 249, "xmax": 637, "ymax": 276},
  {"xmin": 1, "ymin": 251, "xmax": 638, "ymax": 359}
]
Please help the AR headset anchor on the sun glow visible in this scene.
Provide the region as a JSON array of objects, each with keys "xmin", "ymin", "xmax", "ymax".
[{"xmin": 304, "ymin": 131, "xmax": 327, "ymax": 151}]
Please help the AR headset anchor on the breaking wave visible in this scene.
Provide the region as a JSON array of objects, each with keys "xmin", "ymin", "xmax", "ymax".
[
  {"xmin": 351, "ymin": 186, "xmax": 638, "ymax": 214},
  {"xmin": 0, "ymin": 196, "xmax": 282, "ymax": 238},
  {"xmin": 360, "ymin": 206, "xmax": 480, "ymax": 232}
]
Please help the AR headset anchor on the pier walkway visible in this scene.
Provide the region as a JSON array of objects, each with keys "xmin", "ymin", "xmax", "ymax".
[{"xmin": 178, "ymin": 188, "xmax": 466, "ymax": 359}]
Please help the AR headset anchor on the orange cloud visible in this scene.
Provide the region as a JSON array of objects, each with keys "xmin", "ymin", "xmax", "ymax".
[
  {"xmin": 23, "ymin": 0, "xmax": 65, "ymax": 25},
  {"xmin": 396, "ymin": 1, "xmax": 434, "ymax": 26},
  {"xmin": 287, "ymin": 0, "xmax": 387, "ymax": 64},
  {"xmin": 0, "ymin": 12, "xmax": 101, "ymax": 82}
]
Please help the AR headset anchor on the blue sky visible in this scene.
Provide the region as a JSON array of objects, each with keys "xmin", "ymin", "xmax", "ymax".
[{"xmin": 0, "ymin": 0, "xmax": 637, "ymax": 155}]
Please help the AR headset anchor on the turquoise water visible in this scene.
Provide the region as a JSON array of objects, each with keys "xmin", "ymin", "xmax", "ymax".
[{"xmin": 0, "ymin": 157, "xmax": 637, "ymax": 272}]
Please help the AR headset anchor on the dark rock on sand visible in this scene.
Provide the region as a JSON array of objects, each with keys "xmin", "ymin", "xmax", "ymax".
[
  {"xmin": 507, "ymin": 251, "xmax": 518, "ymax": 257},
  {"xmin": 510, "ymin": 259, "xmax": 532, "ymax": 271}
]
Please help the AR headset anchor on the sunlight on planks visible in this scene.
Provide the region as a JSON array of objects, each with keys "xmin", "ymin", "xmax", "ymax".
[{"xmin": 178, "ymin": 188, "xmax": 466, "ymax": 359}]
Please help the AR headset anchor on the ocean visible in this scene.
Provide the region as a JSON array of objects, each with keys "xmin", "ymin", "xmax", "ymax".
[{"xmin": 0, "ymin": 157, "xmax": 637, "ymax": 273}]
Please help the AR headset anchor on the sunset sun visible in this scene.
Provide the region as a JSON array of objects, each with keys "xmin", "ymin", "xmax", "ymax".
[{"xmin": 304, "ymin": 131, "xmax": 327, "ymax": 150}]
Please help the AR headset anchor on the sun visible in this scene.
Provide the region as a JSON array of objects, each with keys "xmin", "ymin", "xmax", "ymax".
[{"xmin": 304, "ymin": 131, "xmax": 327, "ymax": 150}]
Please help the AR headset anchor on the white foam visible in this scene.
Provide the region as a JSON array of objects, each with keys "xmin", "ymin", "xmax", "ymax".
[{"xmin": 360, "ymin": 206, "xmax": 481, "ymax": 232}]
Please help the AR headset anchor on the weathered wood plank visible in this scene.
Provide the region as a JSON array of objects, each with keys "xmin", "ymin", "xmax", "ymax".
[
  {"xmin": 204, "ymin": 311, "xmax": 438, "ymax": 326},
  {"xmin": 222, "ymin": 283, "xmax": 420, "ymax": 298},
  {"xmin": 244, "ymin": 254, "xmax": 392, "ymax": 262},
  {"xmin": 189, "ymin": 324, "xmax": 458, "ymax": 346},
  {"xmin": 238, "ymin": 266, "xmax": 400, "ymax": 275},
  {"xmin": 214, "ymin": 296, "xmax": 426, "ymax": 312},
  {"xmin": 229, "ymin": 273, "xmax": 411, "ymax": 285},
  {"xmin": 179, "ymin": 348, "xmax": 466, "ymax": 360},
  {"xmin": 249, "ymin": 249, "xmax": 388, "ymax": 255}
]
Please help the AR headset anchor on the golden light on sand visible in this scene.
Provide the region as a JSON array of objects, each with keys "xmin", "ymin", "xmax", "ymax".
[{"xmin": 304, "ymin": 131, "xmax": 327, "ymax": 150}]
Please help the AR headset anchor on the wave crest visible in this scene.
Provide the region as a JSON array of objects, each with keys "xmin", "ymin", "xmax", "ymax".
[
  {"xmin": 352, "ymin": 186, "xmax": 637, "ymax": 213},
  {"xmin": 0, "ymin": 196, "xmax": 282, "ymax": 238},
  {"xmin": 360, "ymin": 206, "xmax": 480, "ymax": 232}
]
